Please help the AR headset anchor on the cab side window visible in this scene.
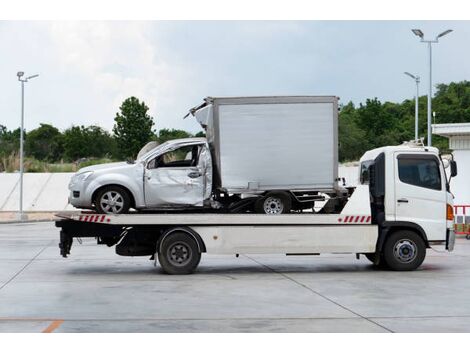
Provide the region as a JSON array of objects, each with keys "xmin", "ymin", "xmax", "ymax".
[
  {"xmin": 148, "ymin": 145, "xmax": 201, "ymax": 169},
  {"xmin": 397, "ymin": 155, "xmax": 441, "ymax": 190}
]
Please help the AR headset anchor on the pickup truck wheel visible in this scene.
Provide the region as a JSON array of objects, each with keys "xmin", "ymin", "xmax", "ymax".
[
  {"xmin": 158, "ymin": 231, "xmax": 201, "ymax": 275},
  {"xmin": 382, "ymin": 230, "xmax": 426, "ymax": 271},
  {"xmin": 255, "ymin": 192, "xmax": 292, "ymax": 215},
  {"xmin": 95, "ymin": 186, "xmax": 131, "ymax": 214}
]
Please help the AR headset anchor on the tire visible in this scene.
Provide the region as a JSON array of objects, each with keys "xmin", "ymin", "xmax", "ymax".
[
  {"xmin": 95, "ymin": 186, "xmax": 131, "ymax": 214},
  {"xmin": 382, "ymin": 230, "xmax": 426, "ymax": 271},
  {"xmin": 255, "ymin": 192, "xmax": 292, "ymax": 215},
  {"xmin": 158, "ymin": 231, "xmax": 201, "ymax": 275}
]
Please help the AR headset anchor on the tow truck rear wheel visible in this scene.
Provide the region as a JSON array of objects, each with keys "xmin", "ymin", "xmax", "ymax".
[
  {"xmin": 158, "ymin": 231, "xmax": 201, "ymax": 275},
  {"xmin": 382, "ymin": 230, "xmax": 426, "ymax": 271}
]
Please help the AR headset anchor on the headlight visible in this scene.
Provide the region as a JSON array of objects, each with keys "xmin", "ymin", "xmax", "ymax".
[{"xmin": 74, "ymin": 171, "xmax": 93, "ymax": 183}]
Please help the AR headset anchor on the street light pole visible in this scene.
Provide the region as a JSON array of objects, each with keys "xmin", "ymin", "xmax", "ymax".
[
  {"xmin": 404, "ymin": 72, "xmax": 420, "ymax": 141},
  {"xmin": 412, "ymin": 29, "xmax": 453, "ymax": 147},
  {"xmin": 16, "ymin": 72, "xmax": 39, "ymax": 221}
]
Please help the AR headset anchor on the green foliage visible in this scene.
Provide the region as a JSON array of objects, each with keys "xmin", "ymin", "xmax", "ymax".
[
  {"xmin": 338, "ymin": 81, "xmax": 470, "ymax": 161},
  {"xmin": 25, "ymin": 123, "xmax": 63, "ymax": 162},
  {"xmin": 113, "ymin": 97, "xmax": 155, "ymax": 159},
  {"xmin": 0, "ymin": 125, "xmax": 20, "ymax": 158},
  {"xmin": 156, "ymin": 128, "xmax": 192, "ymax": 144},
  {"xmin": 338, "ymin": 102, "xmax": 368, "ymax": 161},
  {"xmin": 63, "ymin": 125, "xmax": 116, "ymax": 161}
]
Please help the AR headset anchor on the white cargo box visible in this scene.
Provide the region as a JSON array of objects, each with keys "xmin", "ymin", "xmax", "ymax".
[{"xmin": 194, "ymin": 96, "xmax": 339, "ymax": 193}]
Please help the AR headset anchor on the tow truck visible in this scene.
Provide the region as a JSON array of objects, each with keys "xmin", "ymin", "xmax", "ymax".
[{"xmin": 56, "ymin": 142, "xmax": 457, "ymax": 274}]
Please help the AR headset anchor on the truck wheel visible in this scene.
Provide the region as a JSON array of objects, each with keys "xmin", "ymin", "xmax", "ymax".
[
  {"xmin": 95, "ymin": 186, "xmax": 131, "ymax": 214},
  {"xmin": 382, "ymin": 230, "xmax": 426, "ymax": 271},
  {"xmin": 255, "ymin": 192, "xmax": 292, "ymax": 215},
  {"xmin": 158, "ymin": 231, "xmax": 201, "ymax": 275}
]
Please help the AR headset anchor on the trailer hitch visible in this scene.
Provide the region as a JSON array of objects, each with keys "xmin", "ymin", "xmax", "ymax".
[{"xmin": 59, "ymin": 230, "xmax": 73, "ymax": 258}]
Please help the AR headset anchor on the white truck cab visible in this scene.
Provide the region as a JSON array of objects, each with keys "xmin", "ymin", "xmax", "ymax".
[{"xmin": 360, "ymin": 142, "xmax": 456, "ymax": 254}]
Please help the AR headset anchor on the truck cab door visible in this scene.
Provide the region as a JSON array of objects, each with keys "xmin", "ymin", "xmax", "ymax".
[
  {"xmin": 144, "ymin": 143, "xmax": 209, "ymax": 207},
  {"xmin": 394, "ymin": 152, "xmax": 447, "ymax": 241}
]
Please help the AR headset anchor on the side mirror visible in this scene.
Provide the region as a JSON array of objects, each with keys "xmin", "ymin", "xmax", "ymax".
[{"xmin": 450, "ymin": 160, "xmax": 458, "ymax": 178}]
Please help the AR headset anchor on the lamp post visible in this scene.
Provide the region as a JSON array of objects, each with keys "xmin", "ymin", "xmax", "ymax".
[
  {"xmin": 412, "ymin": 29, "xmax": 453, "ymax": 146},
  {"xmin": 16, "ymin": 72, "xmax": 39, "ymax": 221},
  {"xmin": 404, "ymin": 72, "xmax": 420, "ymax": 141}
]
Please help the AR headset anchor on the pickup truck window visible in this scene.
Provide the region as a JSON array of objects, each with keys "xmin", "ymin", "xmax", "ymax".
[
  {"xmin": 148, "ymin": 145, "xmax": 200, "ymax": 169},
  {"xmin": 397, "ymin": 155, "xmax": 441, "ymax": 191}
]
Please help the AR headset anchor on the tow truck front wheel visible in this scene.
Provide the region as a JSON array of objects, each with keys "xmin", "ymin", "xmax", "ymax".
[
  {"xmin": 382, "ymin": 230, "xmax": 426, "ymax": 271},
  {"xmin": 158, "ymin": 231, "xmax": 201, "ymax": 275}
]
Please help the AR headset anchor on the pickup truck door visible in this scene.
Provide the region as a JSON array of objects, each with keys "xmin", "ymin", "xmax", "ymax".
[
  {"xmin": 144, "ymin": 143, "xmax": 210, "ymax": 207},
  {"xmin": 394, "ymin": 152, "xmax": 447, "ymax": 241}
]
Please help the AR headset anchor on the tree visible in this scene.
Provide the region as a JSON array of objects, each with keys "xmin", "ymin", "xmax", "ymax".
[
  {"xmin": 156, "ymin": 128, "xmax": 192, "ymax": 144},
  {"xmin": 63, "ymin": 125, "xmax": 117, "ymax": 161},
  {"xmin": 0, "ymin": 125, "xmax": 20, "ymax": 159},
  {"xmin": 113, "ymin": 97, "xmax": 155, "ymax": 159},
  {"xmin": 25, "ymin": 123, "xmax": 63, "ymax": 162},
  {"xmin": 338, "ymin": 102, "xmax": 368, "ymax": 162}
]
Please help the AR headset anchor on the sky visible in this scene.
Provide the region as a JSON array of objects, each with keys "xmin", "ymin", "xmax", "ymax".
[{"xmin": 0, "ymin": 20, "xmax": 468, "ymax": 134}]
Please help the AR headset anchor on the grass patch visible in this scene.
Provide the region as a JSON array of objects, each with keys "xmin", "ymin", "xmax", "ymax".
[{"xmin": 1, "ymin": 153, "xmax": 116, "ymax": 173}]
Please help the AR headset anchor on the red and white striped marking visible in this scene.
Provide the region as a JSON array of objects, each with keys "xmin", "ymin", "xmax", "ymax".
[
  {"xmin": 337, "ymin": 215, "xmax": 371, "ymax": 224},
  {"xmin": 78, "ymin": 214, "xmax": 110, "ymax": 223}
]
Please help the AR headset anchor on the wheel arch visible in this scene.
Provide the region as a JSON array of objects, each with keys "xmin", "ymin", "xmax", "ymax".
[
  {"xmin": 157, "ymin": 226, "xmax": 207, "ymax": 254},
  {"xmin": 92, "ymin": 184, "xmax": 137, "ymax": 209},
  {"xmin": 377, "ymin": 221, "xmax": 430, "ymax": 252}
]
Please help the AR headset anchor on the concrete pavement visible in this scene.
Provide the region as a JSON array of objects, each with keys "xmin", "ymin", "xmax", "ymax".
[{"xmin": 0, "ymin": 221, "xmax": 470, "ymax": 332}]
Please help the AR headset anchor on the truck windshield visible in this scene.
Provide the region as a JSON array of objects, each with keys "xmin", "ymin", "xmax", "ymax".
[{"xmin": 359, "ymin": 160, "xmax": 374, "ymax": 184}]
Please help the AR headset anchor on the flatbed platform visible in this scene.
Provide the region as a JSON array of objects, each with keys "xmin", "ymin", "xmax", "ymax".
[{"xmin": 55, "ymin": 212, "xmax": 372, "ymax": 226}]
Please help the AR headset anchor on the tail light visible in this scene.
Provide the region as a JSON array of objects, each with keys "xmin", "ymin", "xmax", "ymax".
[{"xmin": 447, "ymin": 204, "xmax": 454, "ymax": 221}]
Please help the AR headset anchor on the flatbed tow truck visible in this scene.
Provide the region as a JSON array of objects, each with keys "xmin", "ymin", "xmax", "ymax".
[{"xmin": 55, "ymin": 142, "xmax": 457, "ymax": 274}]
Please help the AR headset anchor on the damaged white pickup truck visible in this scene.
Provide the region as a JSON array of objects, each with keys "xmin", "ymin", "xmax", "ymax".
[{"xmin": 69, "ymin": 96, "xmax": 346, "ymax": 214}]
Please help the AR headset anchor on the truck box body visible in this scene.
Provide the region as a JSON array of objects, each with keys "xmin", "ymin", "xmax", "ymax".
[{"xmin": 194, "ymin": 96, "xmax": 339, "ymax": 193}]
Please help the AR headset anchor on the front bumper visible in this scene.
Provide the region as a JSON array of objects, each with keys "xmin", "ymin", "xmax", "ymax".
[{"xmin": 69, "ymin": 187, "xmax": 92, "ymax": 209}]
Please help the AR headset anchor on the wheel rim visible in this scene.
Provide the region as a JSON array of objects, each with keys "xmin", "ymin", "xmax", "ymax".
[
  {"xmin": 100, "ymin": 191, "xmax": 124, "ymax": 214},
  {"xmin": 393, "ymin": 239, "xmax": 418, "ymax": 263},
  {"xmin": 263, "ymin": 197, "xmax": 284, "ymax": 214},
  {"xmin": 167, "ymin": 241, "xmax": 192, "ymax": 267}
]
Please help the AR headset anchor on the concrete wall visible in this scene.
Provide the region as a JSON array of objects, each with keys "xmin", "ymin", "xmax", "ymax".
[{"xmin": 0, "ymin": 173, "xmax": 74, "ymax": 211}]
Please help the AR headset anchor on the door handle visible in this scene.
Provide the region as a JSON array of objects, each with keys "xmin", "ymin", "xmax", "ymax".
[
  {"xmin": 397, "ymin": 198, "xmax": 409, "ymax": 203},
  {"xmin": 188, "ymin": 171, "xmax": 202, "ymax": 179}
]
